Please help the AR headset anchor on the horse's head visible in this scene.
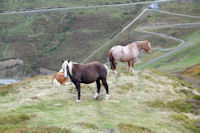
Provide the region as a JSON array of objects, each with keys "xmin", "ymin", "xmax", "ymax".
[
  {"xmin": 144, "ymin": 40, "xmax": 152, "ymax": 54},
  {"xmin": 61, "ymin": 59, "xmax": 72, "ymax": 78}
]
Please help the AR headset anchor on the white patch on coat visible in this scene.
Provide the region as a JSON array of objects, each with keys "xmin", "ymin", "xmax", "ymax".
[{"xmin": 53, "ymin": 79, "xmax": 61, "ymax": 86}]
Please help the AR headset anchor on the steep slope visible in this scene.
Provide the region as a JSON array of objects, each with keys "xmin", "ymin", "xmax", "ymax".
[{"xmin": 0, "ymin": 68, "xmax": 199, "ymax": 133}]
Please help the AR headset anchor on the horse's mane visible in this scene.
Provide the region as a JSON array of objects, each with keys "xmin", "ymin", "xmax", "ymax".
[{"xmin": 135, "ymin": 41, "xmax": 147, "ymax": 45}]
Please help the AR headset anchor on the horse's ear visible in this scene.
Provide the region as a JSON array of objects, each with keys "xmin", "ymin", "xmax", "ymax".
[
  {"xmin": 68, "ymin": 59, "xmax": 71, "ymax": 63},
  {"xmin": 61, "ymin": 60, "xmax": 64, "ymax": 63},
  {"xmin": 147, "ymin": 40, "xmax": 149, "ymax": 43}
]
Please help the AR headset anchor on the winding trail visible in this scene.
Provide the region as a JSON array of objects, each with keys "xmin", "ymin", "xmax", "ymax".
[
  {"xmin": 135, "ymin": 9, "xmax": 200, "ymax": 69},
  {"xmin": 0, "ymin": 0, "xmax": 168, "ymax": 15}
]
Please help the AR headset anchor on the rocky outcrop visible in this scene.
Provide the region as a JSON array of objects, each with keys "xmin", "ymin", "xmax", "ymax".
[
  {"xmin": 0, "ymin": 58, "xmax": 25, "ymax": 78},
  {"xmin": 35, "ymin": 67, "xmax": 56, "ymax": 75}
]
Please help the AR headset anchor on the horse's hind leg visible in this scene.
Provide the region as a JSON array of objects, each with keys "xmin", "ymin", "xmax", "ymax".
[
  {"xmin": 113, "ymin": 61, "xmax": 118, "ymax": 74},
  {"xmin": 101, "ymin": 79, "xmax": 109, "ymax": 100},
  {"xmin": 94, "ymin": 79, "xmax": 101, "ymax": 100},
  {"xmin": 128, "ymin": 61, "xmax": 131, "ymax": 72}
]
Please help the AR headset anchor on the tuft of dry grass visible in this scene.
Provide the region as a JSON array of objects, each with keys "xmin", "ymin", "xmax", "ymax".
[
  {"xmin": 0, "ymin": 114, "xmax": 33, "ymax": 125},
  {"xmin": 75, "ymin": 122, "xmax": 99, "ymax": 130},
  {"xmin": 1, "ymin": 127, "xmax": 71, "ymax": 133},
  {"xmin": 117, "ymin": 123, "xmax": 154, "ymax": 133}
]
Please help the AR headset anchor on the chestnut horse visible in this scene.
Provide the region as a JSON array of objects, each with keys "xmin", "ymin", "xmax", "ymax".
[
  {"xmin": 61, "ymin": 60, "xmax": 109, "ymax": 102},
  {"xmin": 52, "ymin": 72, "xmax": 71, "ymax": 86},
  {"xmin": 108, "ymin": 40, "xmax": 152, "ymax": 73}
]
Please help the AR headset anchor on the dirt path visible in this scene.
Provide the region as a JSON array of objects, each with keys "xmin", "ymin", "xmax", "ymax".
[
  {"xmin": 0, "ymin": 0, "xmax": 168, "ymax": 15},
  {"xmin": 152, "ymin": 9, "xmax": 200, "ymax": 19}
]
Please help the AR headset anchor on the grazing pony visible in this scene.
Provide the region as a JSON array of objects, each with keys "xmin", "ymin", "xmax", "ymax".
[
  {"xmin": 61, "ymin": 60, "xmax": 109, "ymax": 102},
  {"xmin": 52, "ymin": 72, "xmax": 71, "ymax": 86},
  {"xmin": 108, "ymin": 40, "xmax": 152, "ymax": 73}
]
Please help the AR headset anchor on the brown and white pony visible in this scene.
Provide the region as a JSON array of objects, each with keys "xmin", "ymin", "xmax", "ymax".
[
  {"xmin": 108, "ymin": 40, "xmax": 152, "ymax": 73},
  {"xmin": 52, "ymin": 72, "xmax": 71, "ymax": 86},
  {"xmin": 61, "ymin": 60, "xmax": 109, "ymax": 102}
]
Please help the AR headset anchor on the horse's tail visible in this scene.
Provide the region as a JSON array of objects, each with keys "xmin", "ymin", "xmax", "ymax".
[
  {"xmin": 108, "ymin": 50, "xmax": 115, "ymax": 70},
  {"xmin": 104, "ymin": 64, "xmax": 109, "ymax": 74}
]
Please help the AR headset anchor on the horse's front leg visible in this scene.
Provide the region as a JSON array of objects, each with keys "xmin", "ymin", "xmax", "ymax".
[
  {"xmin": 75, "ymin": 82, "xmax": 81, "ymax": 102},
  {"xmin": 131, "ymin": 59, "xmax": 135, "ymax": 72}
]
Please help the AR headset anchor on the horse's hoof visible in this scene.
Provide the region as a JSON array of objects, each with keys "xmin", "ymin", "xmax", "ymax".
[
  {"xmin": 93, "ymin": 92, "xmax": 100, "ymax": 100},
  {"xmin": 76, "ymin": 99, "xmax": 81, "ymax": 103},
  {"xmin": 105, "ymin": 94, "xmax": 110, "ymax": 100}
]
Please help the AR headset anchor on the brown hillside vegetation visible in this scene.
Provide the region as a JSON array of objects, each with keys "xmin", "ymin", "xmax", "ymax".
[{"xmin": 180, "ymin": 63, "xmax": 200, "ymax": 80}]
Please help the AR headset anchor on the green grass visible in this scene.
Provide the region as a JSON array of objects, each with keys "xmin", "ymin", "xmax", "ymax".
[
  {"xmin": 141, "ymin": 30, "xmax": 200, "ymax": 72},
  {"xmin": 171, "ymin": 114, "xmax": 200, "ymax": 133}
]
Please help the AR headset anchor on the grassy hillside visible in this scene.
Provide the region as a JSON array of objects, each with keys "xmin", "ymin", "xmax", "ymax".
[
  {"xmin": 0, "ymin": 4, "xmax": 146, "ymax": 73},
  {"xmin": 0, "ymin": 0, "xmax": 154, "ymax": 12},
  {"xmin": 0, "ymin": 68, "xmax": 199, "ymax": 133}
]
